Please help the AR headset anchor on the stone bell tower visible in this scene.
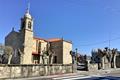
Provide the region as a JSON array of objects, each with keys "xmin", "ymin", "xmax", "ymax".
[{"xmin": 19, "ymin": 4, "xmax": 33, "ymax": 64}]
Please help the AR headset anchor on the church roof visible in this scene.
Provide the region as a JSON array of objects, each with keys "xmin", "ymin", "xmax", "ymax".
[
  {"xmin": 33, "ymin": 37, "xmax": 47, "ymax": 42},
  {"xmin": 48, "ymin": 38, "xmax": 72, "ymax": 43},
  {"xmin": 47, "ymin": 38, "xmax": 62, "ymax": 42},
  {"xmin": 34, "ymin": 37, "xmax": 72, "ymax": 44}
]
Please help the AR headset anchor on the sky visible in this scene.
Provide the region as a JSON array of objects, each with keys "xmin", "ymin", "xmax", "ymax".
[{"xmin": 1, "ymin": 0, "xmax": 120, "ymax": 55}]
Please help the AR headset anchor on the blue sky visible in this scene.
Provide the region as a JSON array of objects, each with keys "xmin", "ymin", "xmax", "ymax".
[{"xmin": 1, "ymin": 0, "xmax": 120, "ymax": 55}]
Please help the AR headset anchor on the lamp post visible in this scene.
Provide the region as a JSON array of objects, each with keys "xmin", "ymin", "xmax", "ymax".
[{"xmin": 75, "ymin": 48, "xmax": 78, "ymax": 62}]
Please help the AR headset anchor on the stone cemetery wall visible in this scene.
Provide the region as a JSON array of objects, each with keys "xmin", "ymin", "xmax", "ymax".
[
  {"xmin": 116, "ymin": 56, "xmax": 120, "ymax": 68},
  {"xmin": 0, "ymin": 64, "xmax": 72, "ymax": 79},
  {"xmin": 87, "ymin": 63, "xmax": 98, "ymax": 71}
]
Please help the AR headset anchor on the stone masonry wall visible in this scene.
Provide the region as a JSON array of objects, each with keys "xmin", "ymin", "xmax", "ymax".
[
  {"xmin": 63, "ymin": 41, "xmax": 72, "ymax": 64},
  {"xmin": 0, "ymin": 64, "xmax": 72, "ymax": 79},
  {"xmin": 116, "ymin": 56, "xmax": 120, "ymax": 68},
  {"xmin": 51, "ymin": 41, "xmax": 63, "ymax": 64},
  {"xmin": 87, "ymin": 63, "xmax": 98, "ymax": 71},
  {"xmin": 86, "ymin": 61, "xmax": 98, "ymax": 71}
]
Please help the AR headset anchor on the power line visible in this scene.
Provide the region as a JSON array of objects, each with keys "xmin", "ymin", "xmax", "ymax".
[{"xmin": 79, "ymin": 36, "xmax": 120, "ymax": 46}]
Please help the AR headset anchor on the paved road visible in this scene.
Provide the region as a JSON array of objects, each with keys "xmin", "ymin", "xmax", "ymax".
[
  {"xmin": 75, "ymin": 76, "xmax": 120, "ymax": 80},
  {"xmin": 6, "ymin": 68, "xmax": 120, "ymax": 80},
  {"xmin": 55, "ymin": 68, "xmax": 120, "ymax": 80}
]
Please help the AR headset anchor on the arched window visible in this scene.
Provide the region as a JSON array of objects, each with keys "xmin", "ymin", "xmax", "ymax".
[{"xmin": 28, "ymin": 21, "xmax": 31, "ymax": 29}]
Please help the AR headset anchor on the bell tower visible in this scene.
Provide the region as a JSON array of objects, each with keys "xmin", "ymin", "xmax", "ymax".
[
  {"xmin": 20, "ymin": 3, "xmax": 33, "ymax": 64},
  {"xmin": 20, "ymin": 2, "xmax": 33, "ymax": 32}
]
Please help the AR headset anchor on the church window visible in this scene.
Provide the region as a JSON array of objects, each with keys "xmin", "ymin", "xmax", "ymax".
[
  {"xmin": 38, "ymin": 42, "xmax": 41, "ymax": 53},
  {"xmin": 28, "ymin": 21, "xmax": 31, "ymax": 29}
]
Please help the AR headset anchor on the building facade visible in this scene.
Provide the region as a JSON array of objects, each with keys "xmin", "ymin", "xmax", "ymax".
[{"xmin": 5, "ymin": 8, "xmax": 72, "ymax": 64}]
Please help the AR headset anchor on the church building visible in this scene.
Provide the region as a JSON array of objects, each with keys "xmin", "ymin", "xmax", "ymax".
[{"xmin": 5, "ymin": 6, "xmax": 72, "ymax": 64}]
